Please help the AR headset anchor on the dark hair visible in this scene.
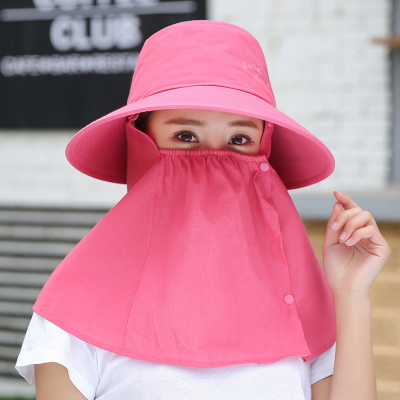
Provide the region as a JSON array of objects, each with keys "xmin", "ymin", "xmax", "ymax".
[{"xmin": 133, "ymin": 111, "xmax": 153, "ymax": 133}]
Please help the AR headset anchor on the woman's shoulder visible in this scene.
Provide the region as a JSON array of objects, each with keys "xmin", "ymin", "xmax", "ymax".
[{"xmin": 16, "ymin": 313, "xmax": 100, "ymax": 400}]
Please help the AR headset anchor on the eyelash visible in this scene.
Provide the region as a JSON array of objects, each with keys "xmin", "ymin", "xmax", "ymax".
[{"xmin": 169, "ymin": 131, "xmax": 255, "ymax": 145}]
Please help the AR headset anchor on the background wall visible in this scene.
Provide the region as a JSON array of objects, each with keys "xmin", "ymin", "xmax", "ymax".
[
  {"xmin": 0, "ymin": 132, "xmax": 127, "ymax": 207},
  {"xmin": 1, "ymin": 1, "xmax": 398, "ymax": 399}
]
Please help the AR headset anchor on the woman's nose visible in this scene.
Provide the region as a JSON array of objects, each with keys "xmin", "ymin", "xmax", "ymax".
[{"xmin": 199, "ymin": 136, "xmax": 226, "ymax": 150}]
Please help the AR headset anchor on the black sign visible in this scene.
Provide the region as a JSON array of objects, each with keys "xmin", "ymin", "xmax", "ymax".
[{"xmin": 0, "ymin": 0, "xmax": 205, "ymax": 128}]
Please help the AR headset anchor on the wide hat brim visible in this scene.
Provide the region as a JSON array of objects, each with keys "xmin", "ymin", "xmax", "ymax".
[{"xmin": 66, "ymin": 85, "xmax": 334, "ymax": 190}]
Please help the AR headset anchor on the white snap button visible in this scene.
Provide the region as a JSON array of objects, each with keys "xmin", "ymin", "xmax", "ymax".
[
  {"xmin": 284, "ymin": 295, "xmax": 294, "ymax": 305},
  {"xmin": 260, "ymin": 162, "xmax": 269, "ymax": 171}
]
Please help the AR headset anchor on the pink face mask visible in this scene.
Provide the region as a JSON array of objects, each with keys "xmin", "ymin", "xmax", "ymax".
[{"xmin": 34, "ymin": 121, "xmax": 335, "ymax": 367}]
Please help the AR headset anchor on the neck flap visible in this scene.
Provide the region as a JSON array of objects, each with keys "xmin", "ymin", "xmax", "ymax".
[{"xmin": 34, "ymin": 123, "xmax": 335, "ymax": 367}]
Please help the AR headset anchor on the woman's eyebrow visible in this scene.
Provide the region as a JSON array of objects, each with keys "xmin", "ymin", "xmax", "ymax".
[
  {"xmin": 164, "ymin": 118, "xmax": 260, "ymax": 129},
  {"xmin": 229, "ymin": 120, "xmax": 260, "ymax": 129},
  {"xmin": 164, "ymin": 118, "xmax": 205, "ymax": 126}
]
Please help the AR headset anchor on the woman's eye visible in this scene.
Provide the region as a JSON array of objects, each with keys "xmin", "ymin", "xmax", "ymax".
[
  {"xmin": 229, "ymin": 136, "xmax": 253, "ymax": 145},
  {"xmin": 172, "ymin": 132, "xmax": 198, "ymax": 142}
]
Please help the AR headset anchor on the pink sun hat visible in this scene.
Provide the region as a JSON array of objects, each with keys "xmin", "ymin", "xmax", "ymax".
[{"xmin": 66, "ymin": 20, "xmax": 334, "ymax": 190}]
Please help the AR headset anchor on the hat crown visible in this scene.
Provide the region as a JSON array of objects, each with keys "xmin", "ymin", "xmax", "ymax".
[{"xmin": 127, "ymin": 20, "xmax": 276, "ymax": 107}]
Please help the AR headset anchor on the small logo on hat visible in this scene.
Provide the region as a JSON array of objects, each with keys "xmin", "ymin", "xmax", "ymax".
[{"xmin": 242, "ymin": 61, "xmax": 269, "ymax": 87}]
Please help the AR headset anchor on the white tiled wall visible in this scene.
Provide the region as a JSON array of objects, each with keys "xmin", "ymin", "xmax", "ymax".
[{"xmin": 0, "ymin": 132, "xmax": 127, "ymax": 207}]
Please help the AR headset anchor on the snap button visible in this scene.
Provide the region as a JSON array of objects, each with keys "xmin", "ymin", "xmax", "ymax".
[
  {"xmin": 284, "ymin": 295, "xmax": 294, "ymax": 305},
  {"xmin": 260, "ymin": 162, "xmax": 269, "ymax": 171},
  {"xmin": 267, "ymin": 122, "xmax": 273, "ymax": 128}
]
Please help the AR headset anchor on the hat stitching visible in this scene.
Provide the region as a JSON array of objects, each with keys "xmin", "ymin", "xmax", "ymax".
[{"xmin": 132, "ymin": 83, "xmax": 275, "ymax": 107}]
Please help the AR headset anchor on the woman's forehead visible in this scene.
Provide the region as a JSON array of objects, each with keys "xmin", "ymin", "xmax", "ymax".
[{"xmin": 150, "ymin": 109, "xmax": 264, "ymax": 126}]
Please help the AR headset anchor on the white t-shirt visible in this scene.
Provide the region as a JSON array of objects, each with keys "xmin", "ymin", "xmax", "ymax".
[{"xmin": 16, "ymin": 313, "xmax": 335, "ymax": 400}]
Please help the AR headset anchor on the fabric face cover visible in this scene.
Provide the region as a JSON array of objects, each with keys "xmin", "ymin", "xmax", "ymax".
[{"xmin": 33, "ymin": 121, "xmax": 336, "ymax": 367}]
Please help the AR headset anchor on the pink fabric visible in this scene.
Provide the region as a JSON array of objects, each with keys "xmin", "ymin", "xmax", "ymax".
[
  {"xmin": 65, "ymin": 20, "xmax": 335, "ymax": 190},
  {"xmin": 128, "ymin": 21, "xmax": 275, "ymax": 106},
  {"xmin": 34, "ymin": 123, "xmax": 336, "ymax": 367}
]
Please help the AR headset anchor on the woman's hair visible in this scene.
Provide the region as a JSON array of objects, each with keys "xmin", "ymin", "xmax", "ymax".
[{"xmin": 134, "ymin": 111, "xmax": 154, "ymax": 133}]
